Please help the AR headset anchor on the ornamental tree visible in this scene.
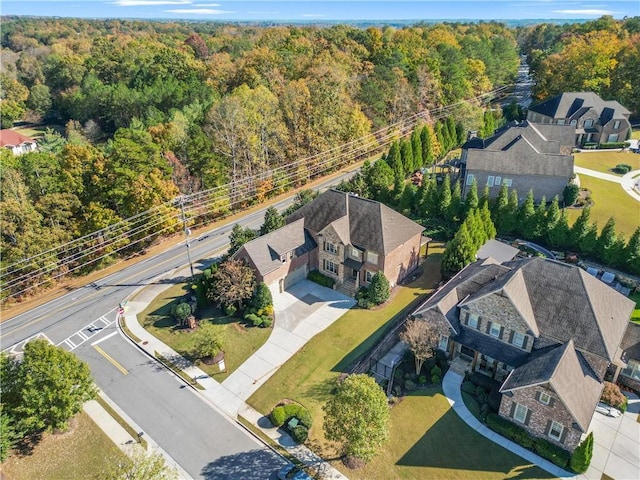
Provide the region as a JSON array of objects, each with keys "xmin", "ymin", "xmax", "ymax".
[
  {"xmin": 323, "ymin": 374, "xmax": 390, "ymax": 464},
  {"xmin": 400, "ymin": 318, "xmax": 437, "ymax": 375}
]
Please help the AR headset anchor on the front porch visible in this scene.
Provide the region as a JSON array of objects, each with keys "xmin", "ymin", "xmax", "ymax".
[{"xmin": 446, "ymin": 341, "xmax": 512, "ymax": 383}]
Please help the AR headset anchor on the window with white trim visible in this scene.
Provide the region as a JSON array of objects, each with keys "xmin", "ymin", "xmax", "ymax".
[
  {"xmin": 584, "ymin": 119, "xmax": 594, "ymax": 128},
  {"xmin": 570, "ymin": 119, "xmax": 577, "ymax": 126},
  {"xmin": 622, "ymin": 359, "xmax": 640, "ymax": 380},
  {"xmin": 489, "ymin": 322, "xmax": 502, "ymax": 338},
  {"xmin": 367, "ymin": 251, "xmax": 378, "ymax": 266},
  {"xmin": 549, "ymin": 421, "xmax": 564, "ymax": 441},
  {"xmin": 495, "ymin": 176, "xmax": 501, "ymax": 186},
  {"xmin": 467, "ymin": 313, "xmax": 479, "ymax": 329},
  {"xmin": 487, "ymin": 175, "xmax": 495, "ymax": 187},
  {"xmin": 613, "ymin": 120, "xmax": 621, "ymax": 129},
  {"xmin": 557, "ymin": 119, "xmax": 566, "ymax": 125},
  {"xmin": 514, "ymin": 403, "xmax": 528, "ymax": 424},
  {"xmin": 351, "ymin": 247, "xmax": 360, "ymax": 259},
  {"xmin": 324, "ymin": 242, "xmax": 337, "ymax": 254},
  {"xmin": 365, "ymin": 270, "xmax": 373, "ymax": 283},
  {"xmin": 539, "ymin": 392, "xmax": 551, "ymax": 405},
  {"xmin": 323, "ymin": 259, "xmax": 338, "ymax": 275},
  {"xmin": 438, "ymin": 334, "xmax": 449, "ymax": 351},
  {"xmin": 512, "ymin": 331, "xmax": 526, "ymax": 348},
  {"xmin": 608, "ymin": 133, "xmax": 619, "ymax": 142},
  {"xmin": 503, "ymin": 178, "xmax": 512, "ymax": 187},
  {"xmin": 466, "ymin": 173, "xmax": 475, "ymax": 185}
]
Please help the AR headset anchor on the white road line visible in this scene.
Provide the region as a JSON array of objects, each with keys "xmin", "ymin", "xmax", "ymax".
[
  {"xmin": 77, "ymin": 331, "xmax": 88, "ymax": 340},
  {"xmin": 90, "ymin": 331, "xmax": 118, "ymax": 346},
  {"xmin": 65, "ymin": 338, "xmax": 76, "ymax": 348}
]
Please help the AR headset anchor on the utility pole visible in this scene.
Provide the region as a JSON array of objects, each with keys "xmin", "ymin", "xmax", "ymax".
[{"xmin": 179, "ymin": 196, "xmax": 195, "ymax": 278}]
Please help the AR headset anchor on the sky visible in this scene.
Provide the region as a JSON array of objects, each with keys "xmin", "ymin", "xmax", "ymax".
[{"xmin": 0, "ymin": 0, "xmax": 638, "ymax": 22}]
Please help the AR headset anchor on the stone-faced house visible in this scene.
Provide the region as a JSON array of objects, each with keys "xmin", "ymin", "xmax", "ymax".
[
  {"xmin": 234, "ymin": 189, "xmax": 425, "ymax": 295},
  {"xmin": 616, "ymin": 322, "xmax": 640, "ymax": 393},
  {"xmin": 527, "ymin": 92, "xmax": 631, "ymax": 146},
  {"xmin": 413, "ymin": 256, "xmax": 634, "ymax": 452},
  {"xmin": 460, "ymin": 120, "xmax": 575, "ymax": 203},
  {"xmin": 0, "ymin": 129, "xmax": 38, "ymax": 156}
]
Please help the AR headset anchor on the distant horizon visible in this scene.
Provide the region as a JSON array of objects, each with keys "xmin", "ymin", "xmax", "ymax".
[{"xmin": 1, "ymin": 1, "xmax": 638, "ymax": 22}]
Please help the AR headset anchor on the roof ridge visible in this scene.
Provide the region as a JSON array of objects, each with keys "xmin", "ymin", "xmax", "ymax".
[
  {"xmin": 577, "ymin": 269, "xmax": 612, "ymax": 359},
  {"xmin": 548, "ymin": 339, "xmax": 574, "ymax": 382}
]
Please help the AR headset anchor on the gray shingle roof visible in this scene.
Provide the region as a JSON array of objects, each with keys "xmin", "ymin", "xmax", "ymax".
[
  {"xmin": 456, "ymin": 327, "xmax": 530, "ymax": 367},
  {"xmin": 500, "ymin": 340, "xmax": 603, "ymax": 432},
  {"xmin": 528, "ymin": 92, "xmax": 630, "ymax": 124},
  {"xmin": 234, "ymin": 218, "xmax": 316, "ymax": 277},
  {"xmin": 287, "ymin": 189, "xmax": 424, "ymax": 255},
  {"xmin": 476, "ymin": 239, "xmax": 519, "ymax": 264},
  {"xmin": 621, "ymin": 322, "xmax": 640, "ymax": 364},
  {"xmin": 463, "ymin": 121, "xmax": 574, "ymax": 178}
]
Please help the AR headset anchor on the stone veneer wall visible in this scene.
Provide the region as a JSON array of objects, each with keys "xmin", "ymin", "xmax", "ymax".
[
  {"xmin": 499, "ymin": 385, "xmax": 583, "ymax": 452},
  {"xmin": 317, "ymin": 225, "xmax": 345, "ymax": 284}
]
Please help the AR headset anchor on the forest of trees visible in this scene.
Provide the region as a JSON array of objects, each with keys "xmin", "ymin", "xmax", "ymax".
[{"xmin": 1, "ymin": 15, "xmax": 638, "ymax": 300}]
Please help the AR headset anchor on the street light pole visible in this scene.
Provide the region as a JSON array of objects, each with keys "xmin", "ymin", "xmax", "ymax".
[{"xmin": 179, "ymin": 196, "xmax": 195, "ymax": 278}]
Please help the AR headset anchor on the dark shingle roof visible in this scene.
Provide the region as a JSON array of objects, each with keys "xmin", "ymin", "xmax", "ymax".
[
  {"xmin": 621, "ymin": 322, "xmax": 640, "ymax": 364},
  {"xmin": 456, "ymin": 327, "xmax": 530, "ymax": 367},
  {"xmin": 287, "ymin": 189, "xmax": 423, "ymax": 255},
  {"xmin": 501, "ymin": 340, "xmax": 603, "ymax": 432},
  {"xmin": 463, "ymin": 121, "xmax": 574, "ymax": 178},
  {"xmin": 528, "ymin": 92, "xmax": 630, "ymax": 124},
  {"xmin": 234, "ymin": 218, "xmax": 316, "ymax": 277},
  {"xmin": 476, "ymin": 239, "xmax": 519, "ymax": 264}
]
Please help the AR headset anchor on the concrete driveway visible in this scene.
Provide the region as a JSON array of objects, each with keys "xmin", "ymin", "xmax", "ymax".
[
  {"xmin": 584, "ymin": 393, "xmax": 640, "ymax": 480},
  {"xmin": 221, "ymin": 280, "xmax": 355, "ymax": 402}
]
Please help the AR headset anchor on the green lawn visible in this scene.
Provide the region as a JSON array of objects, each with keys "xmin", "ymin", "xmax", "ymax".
[
  {"xmin": 574, "ymin": 151, "xmax": 640, "ymax": 175},
  {"xmin": 0, "ymin": 411, "xmax": 126, "ymax": 480},
  {"xmin": 566, "ymin": 175, "xmax": 640, "ymax": 238},
  {"xmin": 631, "ymin": 129, "xmax": 640, "ymax": 140},
  {"xmin": 13, "ymin": 124, "xmax": 64, "ymax": 139},
  {"xmin": 342, "ymin": 389, "xmax": 551, "ymax": 480},
  {"xmin": 248, "ymin": 246, "xmax": 444, "ymax": 449},
  {"xmin": 630, "ymin": 291, "xmax": 640, "ymax": 324},
  {"xmin": 138, "ymin": 283, "xmax": 271, "ymax": 382}
]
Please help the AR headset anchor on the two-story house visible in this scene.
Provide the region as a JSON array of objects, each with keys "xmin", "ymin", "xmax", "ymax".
[
  {"xmin": 460, "ymin": 120, "xmax": 575, "ymax": 203},
  {"xmin": 527, "ymin": 92, "xmax": 631, "ymax": 146},
  {"xmin": 234, "ymin": 189, "xmax": 425, "ymax": 296},
  {"xmin": 413, "ymin": 256, "xmax": 634, "ymax": 452}
]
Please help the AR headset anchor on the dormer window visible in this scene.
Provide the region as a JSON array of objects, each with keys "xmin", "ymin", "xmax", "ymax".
[
  {"xmin": 512, "ymin": 331, "xmax": 526, "ymax": 348},
  {"xmin": 488, "ymin": 322, "xmax": 502, "ymax": 338},
  {"xmin": 467, "ymin": 312, "xmax": 479, "ymax": 329},
  {"xmin": 613, "ymin": 120, "xmax": 620, "ymax": 129},
  {"xmin": 583, "ymin": 119, "xmax": 594, "ymax": 128}
]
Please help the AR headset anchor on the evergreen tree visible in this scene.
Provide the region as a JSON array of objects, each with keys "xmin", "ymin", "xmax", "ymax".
[
  {"xmin": 479, "ymin": 184, "xmax": 491, "ymax": 210},
  {"xmin": 455, "ymin": 121, "xmax": 466, "ymax": 146},
  {"xmin": 400, "ymin": 139, "xmax": 414, "ymax": 175},
  {"xmin": 420, "ymin": 125, "xmax": 434, "ymax": 166},
  {"xmin": 446, "ymin": 181, "xmax": 463, "ymax": 223},
  {"xmin": 531, "ymin": 195, "xmax": 547, "ymax": 240},
  {"xmin": 570, "ymin": 207, "xmax": 591, "ymax": 250},
  {"xmin": 579, "ymin": 223, "xmax": 599, "ymax": 256},
  {"xmin": 596, "ymin": 217, "xmax": 617, "ymax": 264},
  {"xmin": 468, "ymin": 209, "xmax": 487, "ymax": 248},
  {"xmin": 492, "ymin": 183, "xmax": 509, "ymax": 231},
  {"xmin": 502, "ymin": 189, "xmax": 519, "ymax": 236},
  {"xmin": 480, "ymin": 204, "xmax": 497, "ymax": 240},
  {"xmin": 229, "ymin": 223, "xmax": 257, "ymax": 255},
  {"xmin": 570, "ymin": 432, "xmax": 594, "ymax": 474},
  {"xmin": 435, "ymin": 122, "xmax": 446, "ymax": 158},
  {"xmin": 399, "ymin": 183, "xmax": 416, "ymax": 215},
  {"xmin": 481, "ymin": 110, "xmax": 496, "ymax": 138},
  {"xmin": 259, "ymin": 206, "xmax": 285, "ymax": 235},
  {"xmin": 392, "ymin": 175, "xmax": 405, "ymax": 206},
  {"xmin": 546, "ymin": 196, "xmax": 561, "ymax": 232},
  {"xmin": 625, "ymin": 227, "xmax": 640, "ymax": 275},
  {"xmin": 441, "ymin": 222, "xmax": 475, "ymax": 275},
  {"xmin": 438, "ymin": 175, "xmax": 452, "ymax": 219},
  {"xmin": 386, "ymin": 141, "xmax": 402, "ymax": 178},
  {"xmin": 610, "ymin": 234, "xmax": 628, "ymax": 269},
  {"xmin": 548, "ymin": 211, "xmax": 570, "ymax": 249},
  {"xmin": 446, "ymin": 116, "xmax": 457, "ymax": 148},
  {"xmin": 517, "ymin": 190, "xmax": 536, "ymax": 237},
  {"xmin": 411, "ymin": 129, "xmax": 423, "ymax": 169},
  {"xmin": 420, "ymin": 179, "xmax": 439, "ymax": 218},
  {"xmin": 464, "ymin": 177, "xmax": 479, "ymax": 215}
]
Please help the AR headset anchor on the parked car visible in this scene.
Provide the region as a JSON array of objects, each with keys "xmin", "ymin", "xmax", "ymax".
[{"xmin": 277, "ymin": 463, "xmax": 313, "ymax": 480}]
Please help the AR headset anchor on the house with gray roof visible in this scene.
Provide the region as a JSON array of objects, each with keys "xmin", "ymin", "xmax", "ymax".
[
  {"xmin": 235, "ymin": 190, "xmax": 424, "ymax": 296},
  {"xmin": 616, "ymin": 322, "xmax": 640, "ymax": 393},
  {"xmin": 527, "ymin": 92, "xmax": 631, "ymax": 146},
  {"xmin": 413, "ymin": 256, "xmax": 634, "ymax": 452},
  {"xmin": 460, "ymin": 120, "xmax": 575, "ymax": 203}
]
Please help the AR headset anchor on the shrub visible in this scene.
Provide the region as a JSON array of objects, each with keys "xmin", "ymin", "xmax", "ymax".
[
  {"xmin": 251, "ymin": 282, "xmax": 273, "ymax": 310},
  {"xmin": 563, "ymin": 183, "xmax": 580, "ymax": 206},
  {"xmin": 307, "ymin": 270, "xmax": 335, "ymax": 288},
  {"xmin": 171, "ymin": 301, "xmax": 192, "ymax": 325},
  {"xmin": 418, "ymin": 375, "xmax": 427, "ymax": 384},
  {"xmin": 431, "ymin": 374, "xmax": 441, "ymax": 384},
  {"xmin": 570, "ymin": 432, "xmax": 593, "ymax": 473},
  {"xmin": 599, "ymin": 142, "xmax": 627, "ymax": 149},
  {"xmin": 261, "ymin": 318, "xmax": 272, "ymax": 328},
  {"xmin": 270, "ymin": 406, "xmax": 286, "ymax": 427},
  {"xmin": 224, "ymin": 304, "xmax": 237, "ymax": 316},
  {"xmin": 601, "ymin": 381, "xmax": 627, "ymax": 411},
  {"xmin": 461, "ymin": 381, "xmax": 476, "ymax": 395},
  {"xmin": 356, "ymin": 287, "xmax": 373, "ymax": 309},
  {"xmin": 405, "ymin": 379, "xmax": 416, "ymax": 391},
  {"xmin": 369, "ymin": 272, "xmax": 390, "ymax": 305},
  {"xmin": 283, "ymin": 404, "xmax": 312, "ymax": 428},
  {"xmin": 244, "ymin": 313, "xmax": 263, "ymax": 327},
  {"xmin": 290, "ymin": 424, "xmax": 309, "ymax": 444},
  {"xmin": 612, "ymin": 163, "xmax": 632, "ymax": 174},
  {"xmin": 430, "ymin": 365, "xmax": 442, "ymax": 378},
  {"xmin": 535, "ymin": 437, "xmax": 571, "ymax": 468}
]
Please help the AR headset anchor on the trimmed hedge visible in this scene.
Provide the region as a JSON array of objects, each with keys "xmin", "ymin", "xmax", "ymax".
[
  {"xmin": 570, "ymin": 432, "xmax": 593, "ymax": 473},
  {"xmin": 485, "ymin": 413, "xmax": 570, "ymax": 469},
  {"xmin": 269, "ymin": 402, "xmax": 313, "ymax": 441},
  {"xmin": 307, "ymin": 270, "xmax": 335, "ymax": 288},
  {"xmin": 599, "ymin": 142, "xmax": 627, "ymax": 149},
  {"xmin": 612, "ymin": 163, "xmax": 632, "ymax": 174},
  {"xmin": 270, "ymin": 406, "xmax": 287, "ymax": 427}
]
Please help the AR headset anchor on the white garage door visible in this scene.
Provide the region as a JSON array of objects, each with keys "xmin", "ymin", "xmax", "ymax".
[{"xmin": 283, "ymin": 265, "xmax": 308, "ymax": 290}]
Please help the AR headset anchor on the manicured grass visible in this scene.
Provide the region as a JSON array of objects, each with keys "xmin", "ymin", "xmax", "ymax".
[
  {"xmin": 631, "ymin": 129, "xmax": 640, "ymax": 140},
  {"xmin": 574, "ymin": 151, "xmax": 640, "ymax": 175},
  {"xmin": 248, "ymin": 246, "xmax": 444, "ymax": 421},
  {"xmin": 0, "ymin": 411, "xmax": 126, "ymax": 480},
  {"xmin": 341, "ymin": 389, "xmax": 551, "ymax": 480},
  {"xmin": 566, "ymin": 175, "xmax": 640, "ymax": 238},
  {"xmin": 13, "ymin": 124, "xmax": 64, "ymax": 139},
  {"xmin": 630, "ymin": 291, "xmax": 640, "ymax": 324},
  {"xmin": 138, "ymin": 283, "xmax": 271, "ymax": 382}
]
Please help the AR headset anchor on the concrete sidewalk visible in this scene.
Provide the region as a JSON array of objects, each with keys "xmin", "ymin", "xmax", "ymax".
[
  {"xmin": 574, "ymin": 166, "xmax": 640, "ymax": 202},
  {"xmin": 119, "ymin": 273, "xmax": 350, "ymax": 479}
]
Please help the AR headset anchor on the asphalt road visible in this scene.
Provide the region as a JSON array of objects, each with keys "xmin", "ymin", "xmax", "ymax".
[{"xmin": 0, "ymin": 169, "xmax": 357, "ymax": 479}]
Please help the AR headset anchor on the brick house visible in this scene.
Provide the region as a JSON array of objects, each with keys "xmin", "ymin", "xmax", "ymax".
[
  {"xmin": 413, "ymin": 256, "xmax": 634, "ymax": 452},
  {"xmin": 0, "ymin": 129, "xmax": 38, "ymax": 156},
  {"xmin": 235, "ymin": 189, "xmax": 424, "ymax": 295},
  {"xmin": 615, "ymin": 322, "xmax": 640, "ymax": 393},
  {"xmin": 527, "ymin": 92, "xmax": 631, "ymax": 146},
  {"xmin": 460, "ymin": 120, "xmax": 575, "ymax": 203}
]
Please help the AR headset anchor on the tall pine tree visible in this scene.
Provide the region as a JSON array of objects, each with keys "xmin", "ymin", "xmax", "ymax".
[
  {"xmin": 570, "ymin": 207, "xmax": 591, "ymax": 250},
  {"xmin": 464, "ymin": 177, "xmax": 479, "ymax": 215},
  {"xmin": 420, "ymin": 125, "xmax": 434, "ymax": 166},
  {"xmin": 517, "ymin": 190, "xmax": 536, "ymax": 237},
  {"xmin": 400, "ymin": 139, "xmax": 414, "ymax": 175},
  {"xmin": 438, "ymin": 175, "xmax": 452, "ymax": 219},
  {"xmin": 411, "ymin": 129, "xmax": 423, "ymax": 169},
  {"xmin": 548, "ymin": 210, "xmax": 570, "ymax": 249},
  {"xmin": 596, "ymin": 217, "xmax": 619, "ymax": 265},
  {"xmin": 625, "ymin": 227, "xmax": 640, "ymax": 275}
]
